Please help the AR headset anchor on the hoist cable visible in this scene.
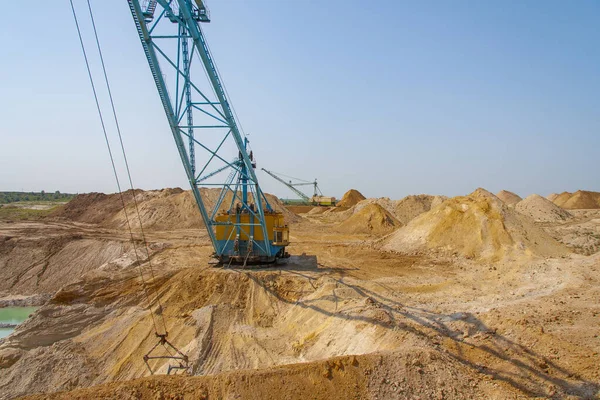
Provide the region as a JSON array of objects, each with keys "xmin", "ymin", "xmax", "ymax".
[
  {"xmin": 68, "ymin": 0, "xmax": 160, "ymax": 335},
  {"xmin": 268, "ymin": 170, "xmax": 312, "ymax": 184},
  {"xmin": 84, "ymin": 0, "xmax": 168, "ymax": 335}
]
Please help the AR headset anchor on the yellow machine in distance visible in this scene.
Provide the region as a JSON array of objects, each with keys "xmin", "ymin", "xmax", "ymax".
[
  {"xmin": 311, "ymin": 196, "xmax": 336, "ymax": 206},
  {"xmin": 261, "ymin": 168, "xmax": 336, "ymax": 207}
]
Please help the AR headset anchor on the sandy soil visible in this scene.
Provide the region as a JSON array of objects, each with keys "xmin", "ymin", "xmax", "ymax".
[
  {"xmin": 497, "ymin": 190, "xmax": 522, "ymax": 206},
  {"xmin": 337, "ymin": 189, "xmax": 366, "ymax": 208},
  {"xmin": 551, "ymin": 191, "xmax": 600, "ymax": 210},
  {"xmin": 544, "ymin": 209, "xmax": 600, "ymax": 255},
  {"xmin": 335, "ymin": 203, "xmax": 400, "ymax": 234},
  {"xmin": 1, "ymin": 189, "xmax": 599, "ymax": 400}
]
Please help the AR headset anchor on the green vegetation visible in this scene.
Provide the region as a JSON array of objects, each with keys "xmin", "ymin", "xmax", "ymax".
[
  {"xmin": 0, "ymin": 205, "xmax": 57, "ymax": 221},
  {"xmin": 0, "ymin": 191, "xmax": 76, "ymax": 204},
  {"xmin": 0, "ymin": 307, "xmax": 38, "ymax": 325},
  {"xmin": 280, "ymin": 198, "xmax": 310, "ymax": 206}
]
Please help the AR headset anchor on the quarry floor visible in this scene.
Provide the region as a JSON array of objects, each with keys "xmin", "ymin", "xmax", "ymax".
[{"xmin": 0, "ymin": 216, "xmax": 599, "ymax": 399}]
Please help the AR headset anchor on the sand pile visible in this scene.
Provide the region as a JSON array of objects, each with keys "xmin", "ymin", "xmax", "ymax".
[
  {"xmin": 337, "ymin": 189, "xmax": 366, "ymax": 207},
  {"xmin": 496, "ymin": 190, "xmax": 522, "ymax": 205},
  {"xmin": 393, "ymin": 195, "xmax": 447, "ymax": 225},
  {"xmin": 334, "ymin": 194, "xmax": 445, "ymax": 227},
  {"xmin": 50, "ymin": 189, "xmax": 151, "ymax": 225},
  {"xmin": 330, "ymin": 198, "xmax": 394, "ymax": 224},
  {"xmin": 52, "ymin": 188, "xmax": 300, "ymax": 229},
  {"xmin": 112, "ymin": 189, "xmax": 203, "ymax": 230},
  {"xmin": 354, "ymin": 198, "xmax": 396, "ymax": 214},
  {"xmin": 515, "ymin": 194, "xmax": 573, "ymax": 223},
  {"xmin": 470, "ymin": 188, "xmax": 498, "ymax": 199},
  {"xmin": 547, "ymin": 193, "xmax": 559, "ymax": 202},
  {"xmin": 51, "ymin": 188, "xmax": 192, "ymax": 228},
  {"xmin": 335, "ymin": 203, "xmax": 400, "ymax": 235},
  {"xmin": 552, "ymin": 190, "xmax": 600, "ymax": 209},
  {"xmin": 382, "ymin": 189, "xmax": 569, "ymax": 262}
]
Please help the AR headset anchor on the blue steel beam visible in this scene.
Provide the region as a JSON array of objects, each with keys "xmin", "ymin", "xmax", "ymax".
[
  {"xmin": 128, "ymin": 0, "xmax": 275, "ymax": 259},
  {"xmin": 174, "ymin": 0, "xmax": 272, "ymax": 257},
  {"xmin": 128, "ymin": 0, "xmax": 218, "ymax": 250},
  {"xmin": 261, "ymin": 168, "xmax": 311, "ymax": 202}
]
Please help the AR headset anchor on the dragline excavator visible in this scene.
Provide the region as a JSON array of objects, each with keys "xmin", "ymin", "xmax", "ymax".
[
  {"xmin": 127, "ymin": 0, "xmax": 289, "ymax": 264},
  {"xmin": 261, "ymin": 168, "xmax": 336, "ymax": 206}
]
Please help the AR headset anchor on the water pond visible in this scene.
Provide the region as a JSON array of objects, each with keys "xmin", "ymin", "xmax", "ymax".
[{"xmin": 0, "ymin": 307, "xmax": 37, "ymax": 339}]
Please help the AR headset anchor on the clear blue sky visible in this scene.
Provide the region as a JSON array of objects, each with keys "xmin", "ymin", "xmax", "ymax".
[{"xmin": 0, "ymin": 1, "xmax": 598, "ymax": 199}]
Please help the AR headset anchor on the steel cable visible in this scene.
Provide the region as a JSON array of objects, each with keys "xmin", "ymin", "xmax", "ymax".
[
  {"xmin": 69, "ymin": 0, "xmax": 162, "ymax": 335},
  {"xmin": 85, "ymin": 0, "xmax": 168, "ymax": 335}
]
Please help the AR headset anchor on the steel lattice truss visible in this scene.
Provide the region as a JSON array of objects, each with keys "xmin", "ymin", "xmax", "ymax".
[{"xmin": 128, "ymin": 0, "xmax": 273, "ymax": 257}]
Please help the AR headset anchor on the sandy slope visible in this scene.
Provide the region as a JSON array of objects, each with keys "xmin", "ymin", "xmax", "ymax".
[
  {"xmin": 335, "ymin": 203, "xmax": 400, "ymax": 234},
  {"xmin": 515, "ymin": 194, "xmax": 573, "ymax": 223},
  {"xmin": 552, "ymin": 190, "xmax": 600, "ymax": 210},
  {"xmin": 337, "ymin": 189, "xmax": 366, "ymax": 207},
  {"xmin": 496, "ymin": 190, "xmax": 522, "ymax": 206},
  {"xmin": 382, "ymin": 189, "xmax": 569, "ymax": 262}
]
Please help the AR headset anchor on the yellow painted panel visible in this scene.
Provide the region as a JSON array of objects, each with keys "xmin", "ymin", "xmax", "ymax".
[{"xmin": 215, "ymin": 212, "xmax": 287, "ymax": 242}]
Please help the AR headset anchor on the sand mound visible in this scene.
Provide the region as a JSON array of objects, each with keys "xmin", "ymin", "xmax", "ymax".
[
  {"xmin": 552, "ymin": 192, "xmax": 572, "ymax": 207},
  {"xmin": 552, "ymin": 190, "xmax": 600, "ymax": 209},
  {"xmin": 337, "ymin": 189, "xmax": 366, "ymax": 207},
  {"xmin": 470, "ymin": 187, "xmax": 498, "ymax": 199},
  {"xmin": 355, "ymin": 198, "xmax": 396, "ymax": 214},
  {"xmin": 515, "ymin": 194, "xmax": 573, "ymax": 223},
  {"xmin": 547, "ymin": 193, "xmax": 559, "ymax": 202},
  {"xmin": 50, "ymin": 189, "xmax": 147, "ymax": 225},
  {"xmin": 52, "ymin": 188, "xmax": 300, "ymax": 229},
  {"xmin": 336, "ymin": 203, "xmax": 400, "ymax": 235},
  {"xmin": 329, "ymin": 198, "xmax": 394, "ymax": 222},
  {"xmin": 333, "ymin": 195, "xmax": 446, "ymax": 227},
  {"xmin": 51, "ymin": 188, "xmax": 197, "ymax": 229},
  {"xmin": 113, "ymin": 189, "xmax": 203, "ymax": 230},
  {"xmin": 382, "ymin": 189, "xmax": 569, "ymax": 262},
  {"xmin": 496, "ymin": 190, "xmax": 522, "ymax": 206},
  {"xmin": 394, "ymin": 195, "xmax": 447, "ymax": 225}
]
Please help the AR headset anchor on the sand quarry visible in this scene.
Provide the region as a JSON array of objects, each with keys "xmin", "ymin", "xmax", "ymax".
[{"xmin": 0, "ymin": 188, "xmax": 599, "ymax": 399}]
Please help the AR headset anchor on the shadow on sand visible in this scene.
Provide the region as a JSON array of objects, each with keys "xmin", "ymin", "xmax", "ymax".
[{"xmin": 231, "ymin": 254, "xmax": 598, "ymax": 399}]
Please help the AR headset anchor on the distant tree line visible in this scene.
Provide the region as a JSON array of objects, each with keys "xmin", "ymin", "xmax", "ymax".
[{"xmin": 0, "ymin": 191, "xmax": 77, "ymax": 204}]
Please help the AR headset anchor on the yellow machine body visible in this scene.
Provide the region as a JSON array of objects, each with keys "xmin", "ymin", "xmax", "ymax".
[
  {"xmin": 311, "ymin": 196, "xmax": 336, "ymax": 206},
  {"xmin": 215, "ymin": 212, "xmax": 289, "ymax": 246}
]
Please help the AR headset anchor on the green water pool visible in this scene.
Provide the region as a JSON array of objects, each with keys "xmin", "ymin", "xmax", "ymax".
[{"xmin": 0, "ymin": 307, "xmax": 37, "ymax": 339}]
